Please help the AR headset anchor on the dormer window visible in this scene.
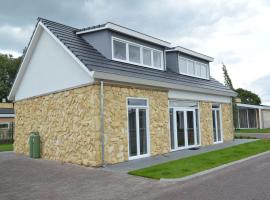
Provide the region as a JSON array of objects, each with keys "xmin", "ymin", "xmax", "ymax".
[
  {"xmin": 112, "ymin": 37, "xmax": 164, "ymax": 70},
  {"xmin": 179, "ymin": 56, "xmax": 209, "ymax": 79}
]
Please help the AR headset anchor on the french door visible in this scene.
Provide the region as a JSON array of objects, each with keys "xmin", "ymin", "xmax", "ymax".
[
  {"xmin": 127, "ymin": 98, "xmax": 149, "ymax": 160},
  {"xmin": 170, "ymin": 108, "xmax": 199, "ymax": 150},
  {"xmin": 212, "ymin": 108, "xmax": 223, "ymax": 143}
]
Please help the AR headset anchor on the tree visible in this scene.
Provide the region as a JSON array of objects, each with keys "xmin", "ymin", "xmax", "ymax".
[
  {"xmin": 222, "ymin": 64, "xmax": 234, "ymax": 90},
  {"xmin": 236, "ymin": 88, "xmax": 261, "ymax": 105},
  {"xmin": 0, "ymin": 54, "xmax": 22, "ymax": 101}
]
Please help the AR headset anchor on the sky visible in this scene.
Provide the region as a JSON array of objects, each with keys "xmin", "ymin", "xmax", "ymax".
[{"xmin": 1, "ymin": 0, "xmax": 270, "ymax": 104}]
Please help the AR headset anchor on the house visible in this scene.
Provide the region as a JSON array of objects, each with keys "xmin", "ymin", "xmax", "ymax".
[
  {"xmin": 0, "ymin": 102, "xmax": 14, "ymax": 143},
  {"xmin": 235, "ymin": 103, "xmax": 270, "ymax": 129},
  {"xmin": 9, "ymin": 18, "xmax": 236, "ymax": 166}
]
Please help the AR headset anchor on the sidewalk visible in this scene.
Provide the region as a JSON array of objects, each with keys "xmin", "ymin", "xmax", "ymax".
[{"xmin": 104, "ymin": 139, "xmax": 256, "ymax": 172}]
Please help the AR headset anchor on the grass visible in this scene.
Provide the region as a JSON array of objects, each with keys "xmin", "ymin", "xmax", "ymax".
[
  {"xmin": 129, "ymin": 139, "xmax": 270, "ymax": 180},
  {"xmin": 0, "ymin": 144, "xmax": 13, "ymax": 152},
  {"xmin": 235, "ymin": 128, "xmax": 270, "ymax": 133}
]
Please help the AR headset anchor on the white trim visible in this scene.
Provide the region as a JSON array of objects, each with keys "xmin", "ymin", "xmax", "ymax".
[
  {"xmin": 166, "ymin": 46, "xmax": 214, "ymax": 62},
  {"xmin": 8, "ymin": 22, "xmax": 94, "ymax": 101},
  {"xmin": 236, "ymin": 103, "xmax": 270, "ymax": 110},
  {"xmin": 169, "ymin": 90, "xmax": 232, "ymax": 103},
  {"xmin": 212, "ymin": 106, "xmax": 223, "ymax": 144},
  {"xmin": 126, "ymin": 97, "xmax": 150, "ymax": 160},
  {"xmin": 178, "ymin": 56, "xmax": 210, "ymax": 80},
  {"xmin": 170, "ymin": 107, "xmax": 200, "ymax": 151},
  {"xmin": 76, "ymin": 22, "xmax": 171, "ymax": 47},
  {"xmin": 0, "ymin": 114, "xmax": 15, "ymax": 118},
  {"xmin": 111, "ymin": 37, "xmax": 164, "ymax": 70}
]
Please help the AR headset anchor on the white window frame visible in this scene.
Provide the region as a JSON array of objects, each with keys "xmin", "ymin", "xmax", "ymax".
[
  {"xmin": 178, "ymin": 56, "xmax": 210, "ymax": 80},
  {"xmin": 169, "ymin": 106, "xmax": 201, "ymax": 152},
  {"xmin": 126, "ymin": 97, "xmax": 151, "ymax": 160},
  {"xmin": 112, "ymin": 37, "xmax": 164, "ymax": 70},
  {"xmin": 212, "ymin": 106, "xmax": 224, "ymax": 144}
]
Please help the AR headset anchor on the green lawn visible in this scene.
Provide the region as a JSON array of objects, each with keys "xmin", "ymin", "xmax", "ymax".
[
  {"xmin": 0, "ymin": 144, "xmax": 13, "ymax": 152},
  {"xmin": 235, "ymin": 128, "xmax": 270, "ymax": 133},
  {"xmin": 129, "ymin": 140, "xmax": 270, "ymax": 180}
]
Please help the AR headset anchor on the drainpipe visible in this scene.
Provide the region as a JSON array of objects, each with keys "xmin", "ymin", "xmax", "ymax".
[{"xmin": 100, "ymin": 81, "xmax": 105, "ymax": 167}]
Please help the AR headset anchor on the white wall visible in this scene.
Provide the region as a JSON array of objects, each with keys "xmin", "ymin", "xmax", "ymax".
[
  {"xmin": 15, "ymin": 29, "xmax": 92, "ymax": 101},
  {"xmin": 168, "ymin": 90, "xmax": 231, "ymax": 103}
]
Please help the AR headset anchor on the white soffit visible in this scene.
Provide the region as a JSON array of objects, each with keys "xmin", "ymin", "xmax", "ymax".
[{"xmin": 168, "ymin": 90, "xmax": 232, "ymax": 103}]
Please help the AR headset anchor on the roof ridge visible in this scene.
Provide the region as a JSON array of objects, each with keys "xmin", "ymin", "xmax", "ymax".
[{"xmin": 37, "ymin": 17, "xmax": 78, "ymax": 30}]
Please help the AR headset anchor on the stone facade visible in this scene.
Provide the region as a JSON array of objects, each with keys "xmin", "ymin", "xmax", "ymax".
[
  {"xmin": 14, "ymin": 84, "xmax": 170, "ymax": 166},
  {"xmin": 199, "ymin": 101, "xmax": 214, "ymax": 146},
  {"xmin": 103, "ymin": 85, "xmax": 170, "ymax": 164},
  {"xmin": 14, "ymin": 83, "xmax": 233, "ymax": 166},
  {"xmin": 14, "ymin": 85, "xmax": 102, "ymax": 166},
  {"xmin": 221, "ymin": 103, "xmax": 234, "ymax": 141}
]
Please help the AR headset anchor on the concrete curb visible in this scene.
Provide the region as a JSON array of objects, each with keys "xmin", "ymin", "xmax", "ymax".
[{"xmin": 160, "ymin": 150, "xmax": 270, "ymax": 183}]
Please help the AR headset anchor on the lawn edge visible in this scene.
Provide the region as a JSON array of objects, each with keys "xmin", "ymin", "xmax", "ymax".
[{"xmin": 160, "ymin": 150, "xmax": 270, "ymax": 183}]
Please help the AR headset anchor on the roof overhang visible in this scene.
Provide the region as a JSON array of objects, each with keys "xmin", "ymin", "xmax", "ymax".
[
  {"xmin": 93, "ymin": 71, "xmax": 236, "ymax": 97},
  {"xmin": 166, "ymin": 46, "xmax": 214, "ymax": 62},
  {"xmin": 76, "ymin": 22, "xmax": 171, "ymax": 48},
  {"xmin": 236, "ymin": 103, "xmax": 270, "ymax": 110}
]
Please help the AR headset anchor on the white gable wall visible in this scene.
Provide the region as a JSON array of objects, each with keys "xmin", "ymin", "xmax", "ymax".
[{"xmin": 15, "ymin": 28, "xmax": 93, "ymax": 101}]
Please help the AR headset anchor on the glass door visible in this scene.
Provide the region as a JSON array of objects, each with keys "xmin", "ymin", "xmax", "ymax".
[
  {"xmin": 212, "ymin": 108, "xmax": 223, "ymax": 143},
  {"xmin": 127, "ymin": 98, "xmax": 149, "ymax": 160},
  {"xmin": 171, "ymin": 108, "xmax": 198, "ymax": 150}
]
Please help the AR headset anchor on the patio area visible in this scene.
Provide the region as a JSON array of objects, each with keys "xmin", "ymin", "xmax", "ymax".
[{"xmin": 104, "ymin": 139, "xmax": 256, "ymax": 172}]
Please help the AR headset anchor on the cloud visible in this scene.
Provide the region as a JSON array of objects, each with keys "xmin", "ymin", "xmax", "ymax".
[
  {"xmin": 1, "ymin": 0, "xmax": 270, "ymax": 104},
  {"xmin": 249, "ymin": 75, "xmax": 270, "ymax": 105}
]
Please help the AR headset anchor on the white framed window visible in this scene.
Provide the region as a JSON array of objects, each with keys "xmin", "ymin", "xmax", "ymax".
[
  {"xmin": 178, "ymin": 56, "xmax": 209, "ymax": 79},
  {"xmin": 112, "ymin": 37, "xmax": 164, "ymax": 70}
]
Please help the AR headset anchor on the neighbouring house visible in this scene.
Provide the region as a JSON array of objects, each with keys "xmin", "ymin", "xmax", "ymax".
[
  {"xmin": 8, "ymin": 18, "xmax": 236, "ymax": 166},
  {"xmin": 235, "ymin": 103, "xmax": 270, "ymax": 129},
  {"xmin": 0, "ymin": 102, "xmax": 15, "ymax": 143}
]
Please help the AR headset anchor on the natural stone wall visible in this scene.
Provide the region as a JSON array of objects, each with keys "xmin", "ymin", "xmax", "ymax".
[
  {"xmin": 221, "ymin": 103, "xmax": 234, "ymax": 141},
  {"xmin": 199, "ymin": 101, "xmax": 214, "ymax": 146},
  {"xmin": 14, "ymin": 85, "xmax": 101, "ymax": 166},
  {"xmin": 103, "ymin": 85, "xmax": 170, "ymax": 164}
]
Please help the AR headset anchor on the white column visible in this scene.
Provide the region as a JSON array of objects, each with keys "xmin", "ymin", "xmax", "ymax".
[{"xmin": 259, "ymin": 108, "xmax": 263, "ymax": 129}]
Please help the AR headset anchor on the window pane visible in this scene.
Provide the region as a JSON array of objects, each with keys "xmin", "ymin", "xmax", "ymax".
[
  {"xmin": 187, "ymin": 111, "xmax": 195, "ymax": 146},
  {"xmin": 113, "ymin": 40, "xmax": 126, "ymax": 60},
  {"xmin": 201, "ymin": 65, "xmax": 207, "ymax": 78},
  {"xmin": 176, "ymin": 111, "xmax": 185, "ymax": 147},
  {"xmin": 143, "ymin": 48, "xmax": 152, "ymax": 66},
  {"xmin": 239, "ymin": 109, "xmax": 248, "ymax": 128},
  {"xmin": 216, "ymin": 110, "xmax": 221, "ymax": 141},
  {"xmin": 195, "ymin": 63, "xmax": 201, "ymax": 77},
  {"xmin": 128, "ymin": 99, "xmax": 147, "ymax": 106},
  {"xmin": 212, "ymin": 110, "xmax": 217, "ymax": 142},
  {"xmin": 129, "ymin": 44, "xmax": 140, "ymax": 63},
  {"xmin": 128, "ymin": 108, "xmax": 137, "ymax": 156},
  {"xmin": 187, "ymin": 60, "xmax": 195, "ymax": 75},
  {"xmin": 179, "ymin": 58, "xmax": 187, "ymax": 74},
  {"xmin": 139, "ymin": 109, "xmax": 147, "ymax": 155},
  {"xmin": 153, "ymin": 51, "xmax": 162, "ymax": 68}
]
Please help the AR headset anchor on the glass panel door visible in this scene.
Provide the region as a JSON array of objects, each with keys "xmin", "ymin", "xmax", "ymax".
[
  {"xmin": 139, "ymin": 109, "xmax": 147, "ymax": 155},
  {"xmin": 128, "ymin": 106, "xmax": 149, "ymax": 159},
  {"xmin": 170, "ymin": 108, "xmax": 198, "ymax": 150},
  {"xmin": 187, "ymin": 111, "xmax": 195, "ymax": 146},
  {"xmin": 128, "ymin": 109, "xmax": 137, "ymax": 157},
  {"xmin": 213, "ymin": 108, "xmax": 223, "ymax": 143},
  {"xmin": 176, "ymin": 111, "xmax": 185, "ymax": 148}
]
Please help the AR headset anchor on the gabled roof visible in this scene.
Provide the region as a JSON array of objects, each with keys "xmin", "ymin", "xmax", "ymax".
[
  {"xmin": 9, "ymin": 18, "xmax": 236, "ymax": 100},
  {"xmin": 76, "ymin": 22, "xmax": 171, "ymax": 47}
]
